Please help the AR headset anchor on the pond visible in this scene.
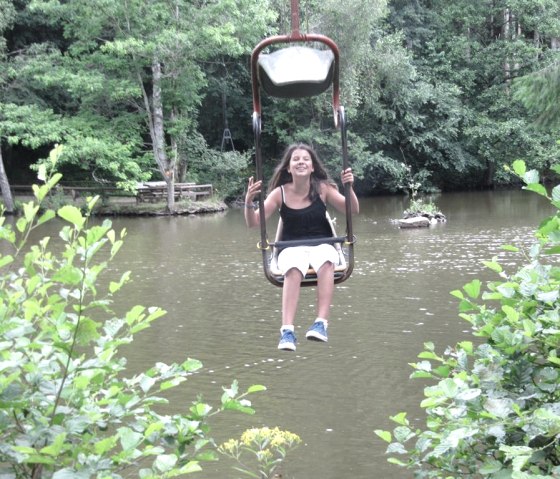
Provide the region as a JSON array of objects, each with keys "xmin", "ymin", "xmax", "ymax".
[{"xmin": 77, "ymin": 189, "xmax": 554, "ymax": 478}]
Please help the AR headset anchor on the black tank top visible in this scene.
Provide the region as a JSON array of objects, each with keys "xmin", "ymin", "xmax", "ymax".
[{"xmin": 279, "ymin": 186, "xmax": 332, "ymax": 241}]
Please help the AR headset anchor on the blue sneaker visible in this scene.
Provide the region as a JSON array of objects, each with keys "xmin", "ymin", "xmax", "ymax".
[
  {"xmin": 278, "ymin": 329, "xmax": 297, "ymax": 351},
  {"xmin": 306, "ymin": 321, "xmax": 328, "ymax": 342}
]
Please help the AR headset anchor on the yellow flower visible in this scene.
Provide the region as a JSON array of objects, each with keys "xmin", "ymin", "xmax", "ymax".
[
  {"xmin": 218, "ymin": 438, "xmax": 240, "ymax": 455},
  {"xmin": 219, "ymin": 427, "xmax": 301, "ymax": 479}
]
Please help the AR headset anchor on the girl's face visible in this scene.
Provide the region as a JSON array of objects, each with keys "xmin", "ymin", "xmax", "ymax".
[{"xmin": 287, "ymin": 148, "xmax": 314, "ymax": 177}]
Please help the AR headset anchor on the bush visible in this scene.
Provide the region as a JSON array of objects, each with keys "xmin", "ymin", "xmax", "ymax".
[
  {"xmin": 0, "ymin": 147, "xmax": 265, "ymax": 478},
  {"xmin": 376, "ymin": 160, "xmax": 560, "ymax": 478}
]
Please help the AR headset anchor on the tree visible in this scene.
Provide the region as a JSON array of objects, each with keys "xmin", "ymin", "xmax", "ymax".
[
  {"xmin": 408, "ymin": 0, "xmax": 560, "ymax": 186},
  {"xmin": 0, "ymin": 104, "xmax": 64, "ymax": 213},
  {"xmin": 29, "ymin": 0, "xmax": 276, "ymax": 211},
  {"xmin": 0, "ymin": 1, "xmax": 20, "ymax": 213}
]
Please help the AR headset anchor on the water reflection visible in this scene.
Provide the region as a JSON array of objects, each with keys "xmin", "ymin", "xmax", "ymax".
[{"xmin": 26, "ymin": 189, "xmax": 553, "ymax": 478}]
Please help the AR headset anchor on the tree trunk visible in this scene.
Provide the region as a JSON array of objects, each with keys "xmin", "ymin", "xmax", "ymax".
[
  {"xmin": 502, "ymin": 8, "xmax": 512, "ymax": 84},
  {"xmin": 0, "ymin": 148, "xmax": 15, "ymax": 214},
  {"xmin": 151, "ymin": 58, "xmax": 175, "ymax": 212}
]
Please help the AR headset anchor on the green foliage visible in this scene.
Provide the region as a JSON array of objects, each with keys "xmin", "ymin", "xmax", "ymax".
[
  {"xmin": 405, "ymin": 198, "xmax": 441, "ymax": 217},
  {"xmin": 0, "ymin": 103, "xmax": 64, "ymax": 148},
  {"xmin": 0, "ymin": 147, "xmax": 265, "ymax": 478},
  {"xmin": 182, "ymin": 133, "xmax": 252, "ymax": 201},
  {"xmin": 2, "ymin": 0, "xmax": 559, "ymax": 195},
  {"xmin": 513, "ymin": 63, "xmax": 560, "ymax": 129},
  {"xmin": 377, "ymin": 160, "xmax": 560, "ymax": 477}
]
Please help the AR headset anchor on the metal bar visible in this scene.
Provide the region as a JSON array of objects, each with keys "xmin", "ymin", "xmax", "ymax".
[
  {"xmin": 273, "ymin": 236, "xmax": 347, "ymax": 249},
  {"xmin": 291, "ymin": 0, "xmax": 300, "ymax": 36}
]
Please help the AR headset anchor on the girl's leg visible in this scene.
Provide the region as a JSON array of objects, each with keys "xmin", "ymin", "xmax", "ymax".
[
  {"xmin": 282, "ymin": 268, "xmax": 304, "ymax": 326},
  {"xmin": 316, "ymin": 261, "xmax": 335, "ymax": 320}
]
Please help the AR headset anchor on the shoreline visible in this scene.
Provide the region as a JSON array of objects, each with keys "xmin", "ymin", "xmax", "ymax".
[
  {"xmin": 93, "ymin": 198, "xmax": 229, "ymax": 216},
  {"xmin": 8, "ymin": 194, "xmax": 230, "ymax": 217}
]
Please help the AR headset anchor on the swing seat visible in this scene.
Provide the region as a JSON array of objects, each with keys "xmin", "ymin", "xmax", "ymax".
[
  {"xmin": 258, "ymin": 46, "xmax": 335, "ymax": 98},
  {"xmin": 268, "ymin": 213, "xmax": 348, "ymax": 285},
  {"xmin": 251, "ymin": 19, "xmax": 355, "ymax": 287}
]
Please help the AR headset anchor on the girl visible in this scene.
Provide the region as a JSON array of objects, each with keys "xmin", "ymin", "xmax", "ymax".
[{"xmin": 244, "ymin": 143, "xmax": 359, "ymax": 351}]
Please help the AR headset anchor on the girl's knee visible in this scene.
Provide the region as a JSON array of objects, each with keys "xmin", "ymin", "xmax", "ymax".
[
  {"xmin": 285, "ymin": 267, "xmax": 304, "ymax": 280},
  {"xmin": 317, "ymin": 261, "xmax": 334, "ymax": 275}
]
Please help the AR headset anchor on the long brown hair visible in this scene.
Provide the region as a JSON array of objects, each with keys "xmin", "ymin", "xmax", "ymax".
[{"xmin": 267, "ymin": 143, "xmax": 336, "ymax": 201}]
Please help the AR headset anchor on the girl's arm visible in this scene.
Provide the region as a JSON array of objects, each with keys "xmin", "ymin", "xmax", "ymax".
[
  {"xmin": 325, "ymin": 168, "xmax": 359, "ymax": 214},
  {"xmin": 244, "ymin": 177, "xmax": 281, "ymax": 227}
]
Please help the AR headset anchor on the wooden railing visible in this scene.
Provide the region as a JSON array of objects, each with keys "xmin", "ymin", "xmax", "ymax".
[
  {"xmin": 10, "ymin": 182, "xmax": 214, "ymax": 203},
  {"xmin": 135, "ymin": 182, "xmax": 213, "ymax": 203}
]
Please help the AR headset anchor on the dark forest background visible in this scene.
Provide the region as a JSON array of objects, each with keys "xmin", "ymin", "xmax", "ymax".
[{"xmin": 1, "ymin": 0, "xmax": 559, "ymax": 209}]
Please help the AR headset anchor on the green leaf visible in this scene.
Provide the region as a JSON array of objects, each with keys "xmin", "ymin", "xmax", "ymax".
[
  {"xmin": 57, "ymin": 205, "xmax": 85, "ymax": 227},
  {"xmin": 192, "ymin": 402, "xmax": 212, "ymax": 417},
  {"xmin": 522, "ymin": 319, "xmax": 536, "ymax": 337},
  {"xmin": 440, "ymin": 378, "xmax": 459, "ymax": 398},
  {"xmin": 374, "ymin": 429, "xmax": 392, "ymax": 443},
  {"xmin": 432, "ymin": 365, "xmax": 451, "ymax": 377},
  {"xmin": 463, "ymin": 279, "xmax": 481, "ymax": 299},
  {"xmin": 153, "ymin": 454, "xmax": 177, "ymax": 473},
  {"xmin": 501, "ymin": 244, "xmax": 519, "ymax": 252},
  {"xmin": 23, "ymin": 202, "xmax": 40, "ymax": 223},
  {"xmin": 247, "ymin": 384, "xmax": 267, "ymax": 393},
  {"xmin": 53, "ymin": 468, "xmax": 89, "ymax": 479},
  {"xmin": 483, "ymin": 260, "xmax": 502, "ymax": 273},
  {"xmin": 16, "ymin": 217, "xmax": 28, "ymax": 233},
  {"xmin": 512, "ymin": 160, "xmax": 526, "ymax": 176},
  {"xmin": 37, "ymin": 209, "xmax": 56, "ymax": 226},
  {"xmin": 118, "ymin": 427, "xmax": 143, "ymax": 450},
  {"xmin": 389, "ymin": 412, "xmax": 409, "ymax": 426},
  {"xmin": 502, "ymin": 305, "xmax": 519, "ymax": 323},
  {"xmin": 523, "ymin": 183, "xmax": 548, "ymax": 197},
  {"xmin": 32, "ymin": 184, "xmax": 50, "ymax": 202},
  {"xmin": 418, "ymin": 351, "xmax": 440, "ymax": 360},
  {"xmin": 160, "ymin": 377, "xmax": 186, "ymax": 390},
  {"xmin": 94, "ymin": 436, "xmax": 117, "ymax": 455},
  {"xmin": 222, "ymin": 399, "xmax": 255, "ymax": 414},
  {"xmin": 479, "ymin": 458, "xmax": 503, "ymax": 474},
  {"xmin": 0, "ymin": 254, "xmax": 14, "ymax": 269},
  {"xmin": 457, "ymin": 341, "xmax": 473, "ymax": 354},
  {"xmin": 40, "ymin": 433, "xmax": 67, "ymax": 456},
  {"xmin": 548, "ymin": 353, "xmax": 560, "ymax": 366},
  {"xmin": 523, "ymin": 169, "xmax": 539, "ymax": 184},
  {"xmin": 144, "ymin": 422, "xmax": 164, "ymax": 438},
  {"xmin": 37, "ymin": 164, "xmax": 48, "ymax": 182},
  {"xmin": 511, "ymin": 160, "xmax": 527, "ymax": 177},
  {"xmin": 450, "ymin": 289, "xmax": 464, "ymax": 299},
  {"xmin": 22, "ymin": 455, "xmax": 56, "ymax": 465},
  {"xmin": 552, "ymin": 185, "xmax": 560, "ymax": 202},
  {"xmin": 109, "ymin": 271, "xmax": 131, "ymax": 293},
  {"xmin": 181, "ymin": 358, "xmax": 203, "ymax": 372},
  {"xmin": 53, "ymin": 265, "xmax": 83, "ymax": 285},
  {"xmin": 536, "ymin": 289, "xmax": 559, "ymax": 302},
  {"xmin": 177, "ymin": 461, "xmax": 202, "ymax": 474}
]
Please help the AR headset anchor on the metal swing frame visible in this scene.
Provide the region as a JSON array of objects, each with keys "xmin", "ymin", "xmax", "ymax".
[{"xmin": 250, "ymin": 0, "xmax": 355, "ymax": 287}]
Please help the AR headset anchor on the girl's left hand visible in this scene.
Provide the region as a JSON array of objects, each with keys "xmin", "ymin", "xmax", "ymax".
[{"xmin": 341, "ymin": 168, "xmax": 354, "ymax": 185}]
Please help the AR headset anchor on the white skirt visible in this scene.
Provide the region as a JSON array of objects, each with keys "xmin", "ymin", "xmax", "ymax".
[{"xmin": 277, "ymin": 243, "xmax": 338, "ymax": 277}]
